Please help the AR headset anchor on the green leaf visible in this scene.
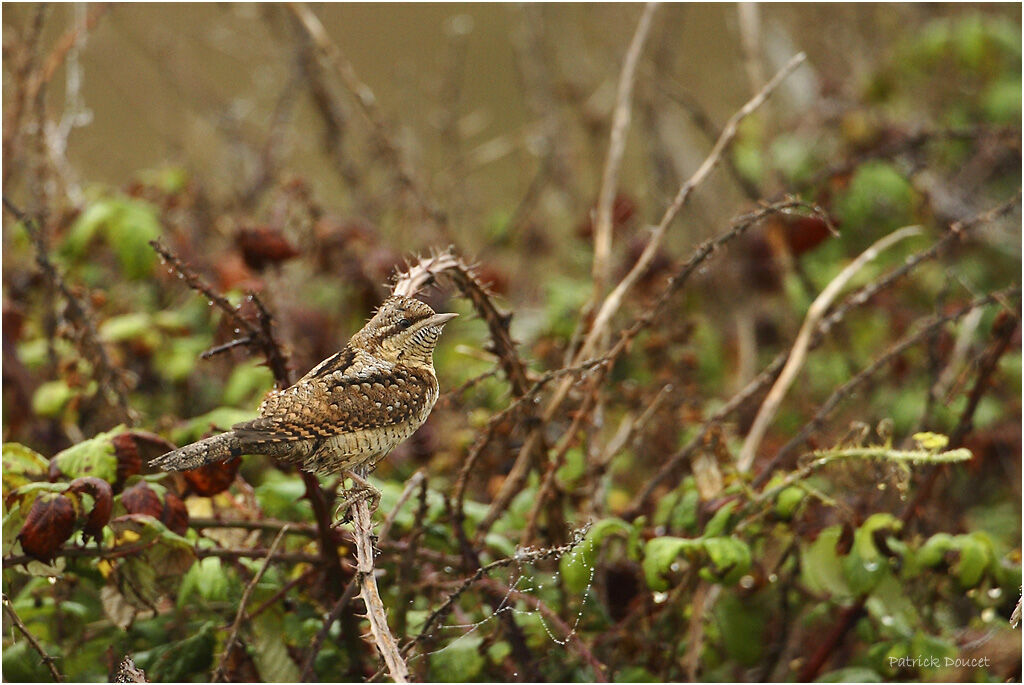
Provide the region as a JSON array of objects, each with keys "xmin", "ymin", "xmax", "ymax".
[
  {"xmin": 153, "ymin": 335, "xmax": 214, "ymax": 383},
  {"xmin": 250, "ymin": 609, "xmax": 302, "ymax": 682},
  {"xmin": 953, "ymin": 534, "xmax": 991, "ymax": 587},
  {"xmin": 865, "ymin": 574, "xmax": 918, "ymax": 638},
  {"xmin": 715, "ymin": 591, "xmax": 765, "ymax": 665},
  {"xmin": 833, "ymin": 161, "xmax": 917, "ymax": 239},
  {"xmin": 642, "ymin": 537, "xmax": 697, "ymax": 591},
  {"xmin": 2, "ymin": 640, "xmax": 56, "ymax": 682},
  {"xmin": 430, "ymin": 635, "xmax": 485, "ymax": 682},
  {"xmin": 559, "ymin": 517, "xmax": 630, "ymax": 592},
  {"xmin": 63, "ymin": 197, "xmax": 163, "ymax": 279},
  {"xmin": 2, "ymin": 443, "xmax": 49, "ymax": 494},
  {"xmin": 255, "ymin": 471, "xmax": 311, "ymax": 521},
  {"xmin": 32, "ymin": 380, "xmax": 75, "ymax": 418},
  {"xmin": 223, "ymin": 360, "xmax": 275, "ymax": 407},
  {"xmin": 800, "ymin": 526, "xmax": 852, "ymax": 599},
  {"xmin": 702, "ymin": 500, "xmax": 738, "ymax": 537},
  {"xmin": 51, "ymin": 426, "xmax": 124, "ymax": 482},
  {"xmin": 699, "ymin": 537, "xmax": 752, "ymax": 585},
  {"xmin": 983, "ymin": 77, "xmax": 1022, "ymax": 123},
  {"xmin": 916, "ymin": 532, "xmax": 956, "ymax": 567},
  {"xmin": 775, "ymin": 485, "xmax": 806, "ymax": 519},
  {"xmin": 99, "ymin": 312, "xmax": 159, "ymax": 346}
]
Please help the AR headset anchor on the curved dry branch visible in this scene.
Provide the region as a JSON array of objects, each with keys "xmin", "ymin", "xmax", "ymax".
[{"xmin": 737, "ymin": 225, "xmax": 923, "ymax": 472}]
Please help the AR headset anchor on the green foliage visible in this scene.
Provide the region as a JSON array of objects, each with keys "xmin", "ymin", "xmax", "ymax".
[
  {"xmin": 430, "ymin": 636, "xmax": 487, "ymax": 682},
  {"xmin": 49, "ymin": 426, "xmax": 123, "ymax": 482},
  {"xmin": 833, "ymin": 161, "xmax": 917, "ymax": 239},
  {"xmin": 62, "ymin": 196, "xmax": 163, "ymax": 280},
  {"xmin": 642, "ymin": 534, "xmax": 752, "ymax": 590},
  {"xmin": 559, "ymin": 518, "xmax": 630, "ymax": 592}
]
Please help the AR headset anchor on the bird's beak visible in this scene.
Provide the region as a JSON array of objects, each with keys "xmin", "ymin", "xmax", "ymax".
[{"xmin": 427, "ymin": 312, "xmax": 459, "ymax": 327}]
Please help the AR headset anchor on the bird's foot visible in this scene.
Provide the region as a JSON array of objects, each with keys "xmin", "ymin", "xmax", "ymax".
[{"xmin": 333, "ymin": 471, "xmax": 382, "ymax": 523}]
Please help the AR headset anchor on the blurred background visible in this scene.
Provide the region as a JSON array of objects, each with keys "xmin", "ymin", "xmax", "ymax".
[{"xmin": 2, "ymin": 3, "xmax": 1021, "ymax": 682}]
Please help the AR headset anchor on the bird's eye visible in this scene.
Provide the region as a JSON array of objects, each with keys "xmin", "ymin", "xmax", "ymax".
[{"xmin": 397, "ymin": 317, "xmax": 412, "ymax": 330}]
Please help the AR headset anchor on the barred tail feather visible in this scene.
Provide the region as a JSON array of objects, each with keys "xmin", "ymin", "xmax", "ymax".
[{"xmin": 150, "ymin": 432, "xmax": 242, "ymax": 471}]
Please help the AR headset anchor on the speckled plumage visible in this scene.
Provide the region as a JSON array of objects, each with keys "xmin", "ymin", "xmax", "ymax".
[{"xmin": 151, "ymin": 295, "xmax": 456, "ymax": 476}]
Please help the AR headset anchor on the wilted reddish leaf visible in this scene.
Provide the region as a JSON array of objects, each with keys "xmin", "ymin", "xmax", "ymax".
[
  {"xmin": 235, "ymin": 226, "xmax": 300, "ymax": 270},
  {"xmin": 161, "ymin": 491, "xmax": 189, "ymax": 535},
  {"xmin": 575, "ymin": 193, "xmax": 637, "ymax": 240},
  {"xmin": 785, "ymin": 215, "xmax": 833, "ymax": 255},
  {"xmin": 112, "ymin": 433, "xmax": 142, "ymax": 490},
  {"xmin": 19, "ymin": 493, "xmax": 76, "ymax": 561},
  {"xmin": 215, "ymin": 252, "xmax": 262, "ymax": 293},
  {"xmin": 120, "ymin": 481, "xmax": 162, "ymax": 519},
  {"xmin": 473, "ymin": 263, "xmax": 510, "ymax": 295},
  {"xmin": 69, "ymin": 476, "xmax": 114, "ymax": 541},
  {"xmin": 183, "ymin": 456, "xmax": 241, "ymax": 496}
]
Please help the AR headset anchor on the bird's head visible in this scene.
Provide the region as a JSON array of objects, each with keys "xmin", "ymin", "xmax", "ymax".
[{"xmin": 355, "ymin": 295, "xmax": 458, "ymax": 366}]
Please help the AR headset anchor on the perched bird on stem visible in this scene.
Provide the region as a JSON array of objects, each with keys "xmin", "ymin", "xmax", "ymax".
[{"xmin": 151, "ymin": 295, "xmax": 457, "ymax": 514}]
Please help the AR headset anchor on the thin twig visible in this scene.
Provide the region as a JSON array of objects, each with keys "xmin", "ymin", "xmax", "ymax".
[
  {"xmin": 3, "ymin": 593, "xmax": 64, "ymax": 682},
  {"xmin": 579, "ymin": 52, "xmax": 807, "ymax": 365},
  {"xmin": 738, "ymin": 224, "xmax": 923, "ymax": 471},
  {"xmin": 200, "ymin": 335, "xmax": 257, "ymax": 360},
  {"xmin": 759, "ymin": 287, "xmax": 1020, "ymax": 486},
  {"xmin": 289, "ymin": 3, "xmax": 448, "ymax": 237},
  {"xmin": 592, "ymin": 2, "xmax": 658, "ymax": 299},
  {"xmin": 900, "ymin": 303, "xmax": 1021, "ymax": 525},
  {"xmin": 378, "ymin": 470, "xmax": 426, "ymax": 545},
  {"xmin": 479, "ymin": 54, "xmax": 807, "ymax": 537},
  {"xmin": 212, "ymin": 525, "xmax": 290, "ymax": 683}
]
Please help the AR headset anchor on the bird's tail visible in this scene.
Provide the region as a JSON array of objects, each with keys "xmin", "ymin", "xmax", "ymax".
[{"xmin": 150, "ymin": 432, "xmax": 243, "ymax": 471}]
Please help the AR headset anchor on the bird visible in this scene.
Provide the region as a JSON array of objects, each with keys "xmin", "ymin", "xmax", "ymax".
[{"xmin": 150, "ymin": 295, "xmax": 457, "ymax": 514}]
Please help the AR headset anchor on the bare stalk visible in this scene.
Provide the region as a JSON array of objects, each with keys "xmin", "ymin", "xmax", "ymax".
[
  {"xmin": 737, "ymin": 225, "xmax": 923, "ymax": 472},
  {"xmin": 212, "ymin": 525, "xmax": 289, "ymax": 683},
  {"xmin": 351, "ymin": 495, "xmax": 408, "ymax": 682},
  {"xmin": 592, "ymin": 2, "xmax": 658, "ymax": 298}
]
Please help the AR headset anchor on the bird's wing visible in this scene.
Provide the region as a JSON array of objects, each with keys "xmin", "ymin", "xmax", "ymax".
[{"xmin": 231, "ymin": 348, "xmax": 434, "ymax": 446}]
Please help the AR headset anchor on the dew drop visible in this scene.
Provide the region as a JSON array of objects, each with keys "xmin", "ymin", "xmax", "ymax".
[
  {"xmin": 981, "ymin": 607, "xmax": 996, "ymax": 623},
  {"xmin": 987, "ymin": 587, "xmax": 1003, "ymax": 599},
  {"xmin": 47, "ymin": 576, "xmax": 57, "ymax": 585},
  {"xmin": 739, "ymin": 575, "xmax": 755, "ymax": 589},
  {"xmin": 652, "ymin": 591, "xmax": 668, "ymax": 604},
  {"xmin": 864, "ymin": 560, "xmax": 880, "ymax": 572}
]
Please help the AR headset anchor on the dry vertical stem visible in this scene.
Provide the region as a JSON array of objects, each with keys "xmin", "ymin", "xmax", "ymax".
[
  {"xmin": 351, "ymin": 491, "xmax": 409, "ymax": 683},
  {"xmin": 737, "ymin": 224, "xmax": 923, "ymax": 472},
  {"xmin": 756, "ymin": 287, "xmax": 1020, "ymax": 488},
  {"xmin": 592, "ymin": 2, "xmax": 658, "ymax": 299},
  {"xmin": 478, "ymin": 54, "xmax": 809, "ymax": 536},
  {"xmin": 578, "ymin": 51, "xmax": 808, "ymax": 365},
  {"xmin": 212, "ymin": 525, "xmax": 290, "ymax": 683},
  {"xmin": 289, "ymin": 3, "xmax": 449, "ymax": 238}
]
